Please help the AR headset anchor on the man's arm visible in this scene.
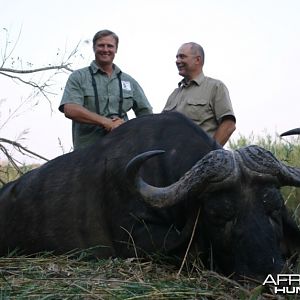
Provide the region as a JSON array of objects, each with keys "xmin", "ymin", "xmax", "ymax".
[
  {"xmin": 63, "ymin": 103, "xmax": 124, "ymax": 132},
  {"xmin": 130, "ymin": 80, "xmax": 153, "ymax": 117},
  {"xmin": 213, "ymin": 118, "xmax": 236, "ymax": 146}
]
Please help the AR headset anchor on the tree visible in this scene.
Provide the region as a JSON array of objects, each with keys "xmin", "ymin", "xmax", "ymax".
[{"xmin": 0, "ymin": 28, "xmax": 83, "ymax": 183}]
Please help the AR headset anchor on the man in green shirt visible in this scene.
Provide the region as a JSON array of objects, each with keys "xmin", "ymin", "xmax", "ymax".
[
  {"xmin": 59, "ymin": 29, "xmax": 153, "ymax": 149},
  {"xmin": 163, "ymin": 42, "xmax": 236, "ymax": 146}
]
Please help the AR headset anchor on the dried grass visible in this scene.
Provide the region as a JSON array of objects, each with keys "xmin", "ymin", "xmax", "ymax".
[{"xmin": 0, "ymin": 253, "xmax": 291, "ymax": 299}]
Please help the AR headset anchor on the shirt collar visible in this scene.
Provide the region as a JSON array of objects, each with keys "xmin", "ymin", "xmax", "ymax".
[
  {"xmin": 178, "ymin": 72, "xmax": 205, "ymax": 87},
  {"xmin": 90, "ymin": 60, "xmax": 122, "ymax": 76}
]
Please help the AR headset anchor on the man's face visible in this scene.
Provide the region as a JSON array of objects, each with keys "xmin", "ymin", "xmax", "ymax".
[
  {"xmin": 176, "ymin": 44, "xmax": 200, "ymax": 79},
  {"xmin": 93, "ymin": 35, "xmax": 117, "ymax": 66}
]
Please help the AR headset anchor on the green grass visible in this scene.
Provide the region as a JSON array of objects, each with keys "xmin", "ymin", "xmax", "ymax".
[{"xmin": 0, "ymin": 163, "xmax": 39, "ymax": 188}]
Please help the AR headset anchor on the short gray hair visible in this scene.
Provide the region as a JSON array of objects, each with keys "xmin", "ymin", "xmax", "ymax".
[
  {"xmin": 183, "ymin": 42, "xmax": 205, "ymax": 65},
  {"xmin": 92, "ymin": 30, "xmax": 119, "ymax": 49}
]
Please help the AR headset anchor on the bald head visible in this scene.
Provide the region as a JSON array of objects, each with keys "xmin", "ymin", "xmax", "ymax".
[
  {"xmin": 176, "ymin": 42, "xmax": 205, "ymax": 80},
  {"xmin": 180, "ymin": 42, "xmax": 205, "ymax": 65}
]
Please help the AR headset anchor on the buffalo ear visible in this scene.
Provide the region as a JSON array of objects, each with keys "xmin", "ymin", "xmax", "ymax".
[{"xmin": 281, "ymin": 207, "xmax": 300, "ymax": 256}]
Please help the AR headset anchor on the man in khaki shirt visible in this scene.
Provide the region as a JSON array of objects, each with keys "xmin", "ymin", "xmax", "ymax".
[{"xmin": 163, "ymin": 42, "xmax": 236, "ymax": 146}]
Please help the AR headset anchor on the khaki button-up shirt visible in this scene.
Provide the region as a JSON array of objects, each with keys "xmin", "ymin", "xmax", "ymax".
[{"xmin": 164, "ymin": 72, "xmax": 235, "ymax": 137}]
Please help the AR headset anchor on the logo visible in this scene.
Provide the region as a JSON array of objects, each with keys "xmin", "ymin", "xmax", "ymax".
[
  {"xmin": 121, "ymin": 81, "xmax": 131, "ymax": 91},
  {"xmin": 263, "ymin": 274, "xmax": 300, "ymax": 294}
]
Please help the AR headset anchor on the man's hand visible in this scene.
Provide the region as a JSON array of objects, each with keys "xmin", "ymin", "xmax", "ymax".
[
  {"xmin": 103, "ymin": 117, "xmax": 124, "ymax": 132},
  {"xmin": 63, "ymin": 104, "xmax": 125, "ymax": 132}
]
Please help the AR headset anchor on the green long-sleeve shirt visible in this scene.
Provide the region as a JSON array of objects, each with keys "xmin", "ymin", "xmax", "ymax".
[{"xmin": 59, "ymin": 61, "xmax": 152, "ymax": 149}]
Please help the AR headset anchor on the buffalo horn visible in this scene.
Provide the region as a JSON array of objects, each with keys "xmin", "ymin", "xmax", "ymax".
[
  {"xmin": 236, "ymin": 145, "xmax": 300, "ymax": 187},
  {"xmin": 126, "ymin": 149, "xmax": 240, "ymax": 208},
  {"xmin": 280, "ymin": 128, "xmax": 300, "ymax": 137}
]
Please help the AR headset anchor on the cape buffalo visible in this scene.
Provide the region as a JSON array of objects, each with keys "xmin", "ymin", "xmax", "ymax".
[{"xmin": 0, "ymin": 112, "xmax": 300, "ymax": 281}]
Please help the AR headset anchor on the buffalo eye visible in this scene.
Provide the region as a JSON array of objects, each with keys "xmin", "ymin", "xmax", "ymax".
[
  {"xmin": 260, "ymin": 186, "xmax": 283, "ymax": 215},
  {"xmin": 259, "ymin": 185, "xmax": 284, "ymax": 227},
  {"xmin": 202, "ymin": 190, "xmax": 236, "ymax": 226}
]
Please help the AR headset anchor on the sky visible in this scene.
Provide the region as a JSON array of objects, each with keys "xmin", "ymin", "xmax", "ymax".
[{"xmin": 1, "ymin": 0, "xmax": 300, "ymax": 163}]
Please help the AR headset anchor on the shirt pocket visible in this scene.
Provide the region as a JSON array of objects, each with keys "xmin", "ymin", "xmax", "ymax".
[
  {"xmin": 121, "ymin": 90, "xmax": 134, "ymax": 112},
  {"xmin": 83, "ymin": 88, "xmax": 97, "ymax": 112},
  {"xmin": 185, "ymin": 98, "xmax": 210, "ymax": 121}
]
